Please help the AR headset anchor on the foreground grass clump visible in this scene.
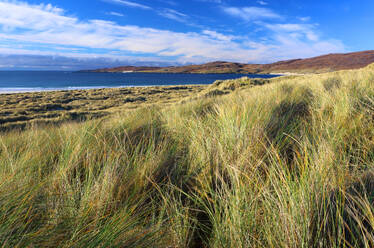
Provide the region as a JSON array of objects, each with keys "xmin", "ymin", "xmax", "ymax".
[{"xmin": 1, "ymin": 65, "xmax": 374, "ymax": 247}]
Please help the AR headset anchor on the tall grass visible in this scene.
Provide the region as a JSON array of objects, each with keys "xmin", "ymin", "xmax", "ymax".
[{"xmin": 1, "ymin": 65, "xmax": 374, "ymax": 247}]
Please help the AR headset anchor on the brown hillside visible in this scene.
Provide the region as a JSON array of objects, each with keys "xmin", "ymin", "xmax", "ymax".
[
  {"xmin": 262, "ymin": 50, "xmax": 374, "ymax": 73},
  {"xmin": 82, "ymin": 66, "xmax": 161, "ymax": 73},
  {"xmin": 83, "ymin": 50, "xmax": 374, "ymax": 74}
]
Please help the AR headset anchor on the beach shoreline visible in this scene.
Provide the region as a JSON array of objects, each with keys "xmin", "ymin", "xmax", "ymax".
[
  {"xmin": 0, "ymin": 84, "xmax": 203, "ymax": 95},
  {"xmin": 0, "ymin": 71, "xmax": 278, "ymax": 95}
]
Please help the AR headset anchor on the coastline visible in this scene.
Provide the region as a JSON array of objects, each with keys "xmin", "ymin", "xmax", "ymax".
[
  {"xmin": 0, "ymin": 85, "xmax": 186, "ymax": 95},
  {"xmin": 0, "ymin": 73, "xmax": 279, "ymax": 131},
  {"xmin": 80, "ymin": 70, "xmax": 282, "ymax": 75},
  {"xmin": 268, "ymin": 72, "xmax": 307, "ymax": 76},
  {"xmin": 0, "ymin": 71, "xmax": 278, "ymax": 95}
]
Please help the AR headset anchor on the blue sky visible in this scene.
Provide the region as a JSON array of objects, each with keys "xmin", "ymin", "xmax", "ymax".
[{"xmin": 0, "ymin": 0, "xmax": 373, "ymax": 70}]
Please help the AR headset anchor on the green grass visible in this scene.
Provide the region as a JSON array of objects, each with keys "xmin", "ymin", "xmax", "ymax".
[
  {"xmin": 1, "ymin": 65, "xmax": 374, "ymax": 247},
  {"xmin": 0, "ymin": 85, "xmax": 205, "ymax": 131}
]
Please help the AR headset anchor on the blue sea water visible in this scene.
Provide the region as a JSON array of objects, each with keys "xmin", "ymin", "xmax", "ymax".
[{"xmin": 0, "ymin": 71, "xmax": 279, "ymax": 93}]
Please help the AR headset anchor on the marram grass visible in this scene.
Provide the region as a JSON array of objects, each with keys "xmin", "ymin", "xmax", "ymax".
[{"xmin": 1, "ymin": 65, "xmax": 374, "ymax": 247}]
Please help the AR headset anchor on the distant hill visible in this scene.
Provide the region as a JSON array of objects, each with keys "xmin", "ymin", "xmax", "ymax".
[
  {"xmin": 82, "ymin": 50, "xmax": 374, "ymax": 74},
  {"xmin": 84, "ymin": 66, "xmax": 161, "ymax": 73}
]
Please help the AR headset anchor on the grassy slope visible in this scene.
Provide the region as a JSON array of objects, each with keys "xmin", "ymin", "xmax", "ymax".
[
  {"xmin": 1, "ymin": 65, "xmax": 374, "ymax": 247},
  {"xmin": 0, "ymin": 85, "xmax": 205, "ymax": 131}
]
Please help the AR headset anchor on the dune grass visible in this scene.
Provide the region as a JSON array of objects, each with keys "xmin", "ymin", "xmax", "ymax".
[
  {"xmin": 0, "ymin": 85, "xmax": 205, "ymax": 131},
  {"xmin": 1, "ymin": 65, "xmax": 374, "ymax": 247}
]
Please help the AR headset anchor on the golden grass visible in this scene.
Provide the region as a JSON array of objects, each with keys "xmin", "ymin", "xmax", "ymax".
[
  {"xmin": 1, "ymin": 65, "xmax": 374, "ymax": 247},
  {"xmin": 0, "ymin": 85, "xmax": 205, "ymax": 131},
  {"xmin": 0, "ymin": 77, "xmax": 273, "ymax": 132}
]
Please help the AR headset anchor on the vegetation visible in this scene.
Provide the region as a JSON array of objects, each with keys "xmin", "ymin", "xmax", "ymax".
[
  {"xmin": 1, "ymin": 64, "xmax": 374, "ymax": 247},
  {"xmin": 0, "ymin": 85, "xmax": 204, "ymax": 131}
]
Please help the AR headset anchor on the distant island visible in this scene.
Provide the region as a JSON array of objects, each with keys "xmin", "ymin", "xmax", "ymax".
[{"xmin": 81, "ymin": 50, "xmax": 374, "ymax": 74}]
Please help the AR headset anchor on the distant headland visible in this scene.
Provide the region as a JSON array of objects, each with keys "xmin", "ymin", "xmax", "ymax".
[{"xmin": 81, "ymin": 50, "xmax": 374, "ymax": 74}]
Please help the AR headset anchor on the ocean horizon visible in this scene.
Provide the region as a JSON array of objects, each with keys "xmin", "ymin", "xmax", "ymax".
[{"xmin": 0, "ymin": 71, "xmax": 280, "ymax": 94}]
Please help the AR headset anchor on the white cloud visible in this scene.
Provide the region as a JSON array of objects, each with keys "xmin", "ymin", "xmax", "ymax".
[
  {"xmin": 299, "ymin": 16, "xmax": 311, "ymax": 22},
  {"xmin": 101, "ymin": 0, "xmax": 151, "ymax": 10},
  {"xmin": 202, "ymin": 30, "xmax": 236, "ymax": 42},
  {"xmin": 158, "ymin": 8, "xmax": 188, "ymax": 23},
  {"xmin": 104, "ymin": 0, "xmax": 192, "ymax": 25},
  {"xmin": 264, "ymin": 23, "xmax": 320, "ymax": 41},
  {"xmin": 197, "ymin": 0, "xmax": 223, "ymax": 3},
  {"xmin": 107, "ymin": 11, "xmax": 125, "ymax": 17},
  {"xmin": 257, "ymin": 1, "xmax": 268, "ymax": 5},
  {"xmin": 0, "ymin": 54, "xmax": 174, "ymax": 70},
  {"xmin": 223, "ymin": 7, "xmax": 281, "ymax": 21},
  {"xmin": 0, "ymin": 1, "xmax": 345, "ymax": 65},
  {"xmin": 157, "ymin": 0, "xmax": 177, "ymax": 6}
]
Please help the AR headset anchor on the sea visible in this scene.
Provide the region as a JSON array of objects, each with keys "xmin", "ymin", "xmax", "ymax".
[{"xmin": 0, "ymin": 71, "xmax": 280, "ymax": 94}]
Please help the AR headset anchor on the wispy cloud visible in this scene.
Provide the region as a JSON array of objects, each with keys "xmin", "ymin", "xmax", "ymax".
[
  {"xmin": 107, "ymin": 11, "xmax": 125, "ymax": 17},
  {"xmin": 103, "ymin": 0, "xmax": 191, "ymax": 24},
  {"xmin": 158, "ymin": 8, "xmax": 188, "ymax": 23},
  {"xmin": 299, "ymin": 16, "xmax": 311, "ymax": 22},
  {"xmin": 223, "ymin": 7, "xmax": 281, "ymax": 21},
  {"xmin": 202, "ymin": 30, "xmax": 237, "ymax": 42},
  {"xmin": 0, "ymin": 1, "xmax": 345, "ymax": 67},
  {"xmin": 0, "ymin": 54, "xmax": 174, "ymax": 70},
  {"xmin": 264, "ymin": 23, "xmax": 319, "ymax": 41},
  {"xmin": 196, "ymin": 0, "xmax": 223, "ymax": 3},
  {"xmin": 257, "ymin": 1, "xmax": 268, "ymax": 5},
  {"xmin": 157, "ymin": 0, "xmax": 178, "ymax": 6},
  {"xmin": 102, "ymin": 0, "xmax": 151, "ymax": 10}
]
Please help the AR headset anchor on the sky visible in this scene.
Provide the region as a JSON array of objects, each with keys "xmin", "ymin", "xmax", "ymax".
[{"xmin": 0, "ymin": 0, "xmax": 373, "ymax": 70}]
